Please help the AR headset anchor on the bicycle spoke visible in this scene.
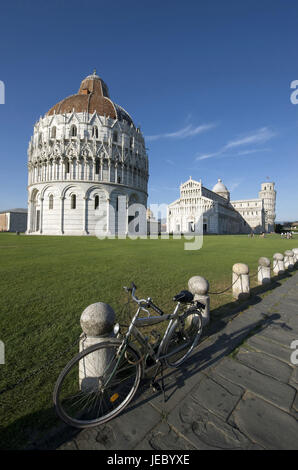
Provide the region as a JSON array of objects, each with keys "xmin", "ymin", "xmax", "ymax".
[{"xmin": 54, "ymin": 341, "xmax": 141, "ymax": 426}]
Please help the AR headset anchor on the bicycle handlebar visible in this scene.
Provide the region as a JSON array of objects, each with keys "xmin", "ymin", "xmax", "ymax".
[{"xmin": 123, "ymin": 283, "xmax": 164, "ymax": 315}]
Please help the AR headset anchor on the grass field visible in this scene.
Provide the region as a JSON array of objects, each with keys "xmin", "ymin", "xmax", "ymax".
[{"xmin": 0, "ymin": 232, "xmax": 297, "ymax": 449}]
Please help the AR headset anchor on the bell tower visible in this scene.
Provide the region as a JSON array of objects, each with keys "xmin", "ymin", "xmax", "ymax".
[{"xmin": 259, "ymin": 182, "xmax": 276, "ymax": 232}]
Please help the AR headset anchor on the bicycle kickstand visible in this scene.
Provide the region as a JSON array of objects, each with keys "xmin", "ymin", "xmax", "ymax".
[{"xmin": 151, "ymin": 363, "xmax": 167, "ymax": 403}]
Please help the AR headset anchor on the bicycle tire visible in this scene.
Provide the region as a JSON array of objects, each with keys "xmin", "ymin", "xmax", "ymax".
[
  {"xmin": 53, "ymin": 339, "xmax": 142, "ymax": 428},
  {"xmin": 162, "ymin": 307, "xmax": 203, "ymax": 368}
]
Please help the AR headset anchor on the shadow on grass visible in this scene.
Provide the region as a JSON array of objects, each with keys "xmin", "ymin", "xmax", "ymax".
[{"xmin": 1, "ymin": 268, "xmax": 297, "ymax": 450}]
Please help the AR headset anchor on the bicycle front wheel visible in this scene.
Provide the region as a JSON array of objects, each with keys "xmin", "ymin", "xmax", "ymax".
[
  {"xmin": 162, "ymin": 307, "xmax": 203, "ymax": 368},
  {"xmin": 53, "ymin": 339, "xmax": 142, "ymax": 428}
]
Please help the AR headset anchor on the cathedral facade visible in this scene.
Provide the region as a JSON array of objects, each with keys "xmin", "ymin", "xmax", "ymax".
[
  {"xmin": 27, "ymin": 72, "xmax": 148, "ymax": 236},
  {"xmin": 167, "ymin": 178, "xmax": 276, "ymax": 235}
]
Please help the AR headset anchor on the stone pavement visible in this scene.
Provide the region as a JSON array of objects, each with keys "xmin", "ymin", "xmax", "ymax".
[{"xmin": 59, "ymin": 272, "xmax": 298, "ymax": 451}]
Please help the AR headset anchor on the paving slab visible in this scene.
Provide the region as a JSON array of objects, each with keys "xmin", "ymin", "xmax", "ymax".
[
  {"xmin": 72, "ymin": 397, "xmax": 161, "ymax": 450},
  {"xmin": 245, "ymin": 333, "xmax": 293, "ymax": 364},
  {"xmin": 188, "ymin": 371, "xmax": 244, "ymax": 421},
  {"xmin": 257, "ymin": 323, "xmax": 298, "ymax": 346},
  {"xmin": 135, "ymin": 421, "xmax": 196, "ymax": 451},
  {"xmin": 167, "ymin": 400, "xmax": 260, "ymax": 450},
  {"xmin": 229, "ymin": 392, "xmax": 298, "ymax": 450},
  {"xmin": 235, "ymin": 348, "xmax": 294, "ymax": 383},
  {"xmin": 212, "ymin": 357, "xmax": 296, "ymax": 411}
]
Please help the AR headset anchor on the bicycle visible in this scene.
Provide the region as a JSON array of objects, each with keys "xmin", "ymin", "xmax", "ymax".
[{"xmin": 53, "ymin": 283, "xmax": 204, "ymax": 429}]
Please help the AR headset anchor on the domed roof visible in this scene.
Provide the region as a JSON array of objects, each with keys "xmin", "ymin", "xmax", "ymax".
[
  {"xmin": 46, "ymin": 70, "xmax": 134, "ymax": 126},
  {"xmin": 212, "ymin": 179, "xmax": 229, "ymax": 193}
]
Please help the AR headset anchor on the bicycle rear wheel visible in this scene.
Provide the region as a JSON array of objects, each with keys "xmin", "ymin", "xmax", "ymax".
[
  {"xmin": 53, "ymin": 339, "xmax": 142, "ymax": 428},
  {"xmin": 162, "ymin": 307, "xmax": 203, "ymax": 368}
]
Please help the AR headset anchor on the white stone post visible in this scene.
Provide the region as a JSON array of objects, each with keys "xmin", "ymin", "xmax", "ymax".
[
  {"xmin": 232, "ymin": 263, "xmax": 250, "ymax": 299},
  {"xmin": 284, "ymin": 250, "xmax": 294, "ymax": 271},
  {"xmin": 292, "ymin": 248, "xmax": 298, "ymax": 265},
  {"xmin": 273, "ymin": 253, "xmax": 285, "ymax": 275},
  {"xmin": 188, "ymin": 276, "xmax": 210, "ymax": 326},
  {"xmin": 258, "ymin": 257, "xmax": 271, "ymax": 285},
  {"xmin": 79, "ymin": 302, "xmax": 116, "ymax": 391}
]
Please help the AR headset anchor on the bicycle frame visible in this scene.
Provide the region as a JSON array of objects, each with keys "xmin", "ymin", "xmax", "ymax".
[{"xmin": 121, "ymin": 301, "xmax": 189, "ymax": 363}]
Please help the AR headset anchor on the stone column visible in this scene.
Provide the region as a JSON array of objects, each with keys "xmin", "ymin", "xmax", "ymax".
[
  {"xmin": 188, "ymin": 276, "xmax": 210, "ymax": 327},
  {"xmin": 93, "ymin": 159, "xmax": 96, "ymax": 181},
  {"xmin": 79, "ymin": 302, "xmax": 116, "ymax": 391},
  {"xmin": 292, "ymin": 248, "xmax": 298, "ymax": 265},
  {"xmin": 82, "ymin": 196, "xmax": 88, "ymax": 235},
  {"xmin": 39, "ymin": 197, "xmax": 44, "ymax": 234},
  {"xmin": 273, "ymin": 253, "xmax": 284, "ymax": 275},
  {"xmin": 60, "ymin": 196, "xmax": 64, "ymax": 235},
  {"xmin": 284, "ymin": 250, "xmax": 294, "ymax": 271},
  {"xmin": 115, "ymin": 164, "xmax": 118, "ymax": 184},
  {"xmin": 258, "ymin": 257, "xmax": 271, "ymax": 285},
  {"xmin": 101, "ymin": 158, "xmax": 103, "ymax": 181},
  {"xmin": 232, "ymin": 263, "xmax": 250, "ymax": 299},
  {"xmin": 27, "ymin": 200, "xmax": 32, "ymax": 233}
]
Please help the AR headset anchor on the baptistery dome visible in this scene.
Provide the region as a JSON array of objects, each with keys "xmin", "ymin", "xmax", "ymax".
[{"xmin": 27, "ymin": 71, "xmax": 148, "ymax": 236}]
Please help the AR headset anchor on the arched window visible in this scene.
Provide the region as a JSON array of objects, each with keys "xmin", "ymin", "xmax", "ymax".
[
  {"xmin": 71, "ymin": 125, "xmax": 77, "ymax": 137},
  {"xmin": 49, "ymin": 194, "xmax": 54, "ymax": 210},
  {"xmin": 92, "ymin": 126, "xmax": 98, "ymax": 138},
  {"xmin": 117, "ymin": 176, "xmax": 121, "ymax": 184},
  {"xmin": 51, "ymin": 126, "xmax": 56, "ymax": 139},
  {"xmin": 71, "ymin": 194, "xmax": 76, "ymax": 209},
  {"xmin": 65, "ymin": 160, "xmax": 70, "ymax": 173},
  {"xmin": 38, "ymin": 133, "xmax": 42, "ymax": 145},
  {"xmin": 95, "ymin": 159, "xmax": 100, "ymax": 175},
  {"xmin": 94, "ymin": 195, "xmax": 99, "ymax": 210},
  {"xmin": 113, "ymin": 131, "xmax": 118, "ymax": 142}
]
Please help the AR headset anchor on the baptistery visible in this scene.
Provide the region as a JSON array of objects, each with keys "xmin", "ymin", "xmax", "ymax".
[{"xmin": 27, "ymin": 71, "xmax": 148, "ymax": 235}]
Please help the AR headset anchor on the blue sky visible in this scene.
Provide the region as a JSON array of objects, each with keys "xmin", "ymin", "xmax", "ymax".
[{"xmin": 0, "ymin": 0, "xmax": 297, "ymax": 221}]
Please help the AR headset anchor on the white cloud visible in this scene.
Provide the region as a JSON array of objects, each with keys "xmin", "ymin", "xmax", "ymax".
[
  {"xmin": 146, "ymin": 123, "xmax": 217, "ymax": 142},
  {"xmin": 195, "ymin": 127, "xmax": 276, "ymax": 162},
  {"xmin": 165, "ymin": 158, "xmax": 176, "ymax": 165},
  {"xmin": 237, "ymin": 147, "xmax": 271, "ymax": 156},
  {"xmin": 196, "ymin": 151, "xmax": 222, "ymax": 161},
  {"xmin": 225, "ymin": 127, "xmax": 275, "ymax": 149}
]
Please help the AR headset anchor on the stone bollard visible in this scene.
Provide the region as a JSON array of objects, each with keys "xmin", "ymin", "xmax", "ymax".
[
  {"xmin": 232, "ymin": 263, "xmax": 250, "ymax": 300},
  {"xmin": 79, "ymin": 302, "xmax": 116, "ymax": 391},
  {"xmin": 273, "ymin": 253, "xmax": 285, "ymax": 275},
  {"xmin": 188, "ymin": 276, "xmax": 210, "ymax": 327},
  {"xmin": 258, "ymin": 257, "xmax": 271, "ymax": 285},
  {"xmin": 292, "ymin": 248, "xmax": 298, "ymax": 265},
  {"xmin": 284, "ymin": 250, "xmax": 295, "ymax": 271}
]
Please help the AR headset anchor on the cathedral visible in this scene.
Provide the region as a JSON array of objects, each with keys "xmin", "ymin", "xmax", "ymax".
[
  {"xmin": 27, "ymin": 71, "xmax": 148, "ymax": 235},
  {"xmin": 167, "ymin": 178, "xmax": 276, "ymax": 235}
]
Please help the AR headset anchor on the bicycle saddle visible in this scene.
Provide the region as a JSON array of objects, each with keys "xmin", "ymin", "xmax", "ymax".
[{"xmin": 173, "ymin": 290, "xmax": 194, "ymax": 303}]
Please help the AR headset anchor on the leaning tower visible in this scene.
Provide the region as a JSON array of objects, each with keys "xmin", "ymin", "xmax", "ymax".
[{"xmin": 259, "ymin": 182, "xmax": 276, "ymax": 232}]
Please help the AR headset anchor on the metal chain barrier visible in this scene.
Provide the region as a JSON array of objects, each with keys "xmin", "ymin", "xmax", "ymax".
[
  {"xmin": 249, "ymin": 267, "xmax": 260, "ymax": 280},
  {"xmin": 0, "ymin": 333, "xmax": 84, "ymax": 397},
  {"xmin": 208, "ymin": 273, "xmax": 240, "ymax": 295}
]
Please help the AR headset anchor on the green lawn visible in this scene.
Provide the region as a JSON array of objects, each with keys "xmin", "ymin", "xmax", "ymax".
[{"xmin": 0, "ymin": 232, "xmax": 297, "ymax": 449}]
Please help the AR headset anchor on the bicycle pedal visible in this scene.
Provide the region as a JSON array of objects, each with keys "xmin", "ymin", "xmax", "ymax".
[{"xmin": 151, "ymin": 381, "xmax": 162, "ymax": 392}]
